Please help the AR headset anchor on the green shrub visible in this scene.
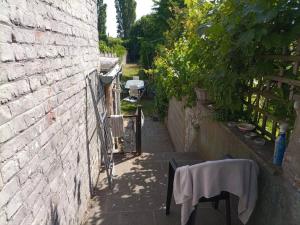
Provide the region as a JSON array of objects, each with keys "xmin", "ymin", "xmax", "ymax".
[
  {"xmin": 99, "ymin": 37, "xmax": 127, "ymax": 58},
  {"xmin": 153, "ymin": 0, "xmax": 300, "ymax": 120}
]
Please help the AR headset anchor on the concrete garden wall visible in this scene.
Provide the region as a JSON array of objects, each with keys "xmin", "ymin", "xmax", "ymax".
[
  {"xmin": 0, "ymin": 0, "xmax": 102, "ymax": 224},
  {"xmin": 167, "ymin": 98, "xmax": 198, "ymax": 153},
  {"xmin": 167, "ymin": 97, "xmax": 300, "ymax": 225}
]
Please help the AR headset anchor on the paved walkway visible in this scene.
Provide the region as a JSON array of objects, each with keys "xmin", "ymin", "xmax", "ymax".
[
  {"xmin": 83, "ymin": 118, "xmax": 242, "ymax": 225},
  {"xmin": 142, "ymin": 118, "xmax": 174, "ymax": 153}
]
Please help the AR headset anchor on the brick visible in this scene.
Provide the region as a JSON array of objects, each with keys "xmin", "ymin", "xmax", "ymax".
[
  {"xmin": 7, "ymin": 0, "xmax": 27, "ymax": 9},
  {"xmin": 1, "ymin": 160, "xmax": 19, "ymax": 183},
  {"xmin": 6, "ymin": 192, "xmax": 22, "ymax": 219},
  {"xmin": 0, "ymin": 177, "xmax": 19, "ymax": 208},
  {"xmin": 49, "ymin": 176, "xmax": 61, "ymax": 194},
  {"xmin": 46, "ymin": 161, "xmax": 63, "ymax": 184},
  {"xmin": 23, "ymin": 60, "xmax": 45, "ymax": 75},
  {"xmin": 25, "ymin": 45, "xmax": 37, "ymax": 60},
  {"xmin": 40, "ymin": 185, "xmax": 50, "ymax": 203},
  {"xmin": 13, "ymin": 44, "xmax": 26, "ymax": 61},
  {"xmin": 18, "ymin": 154, "xmax": 41, "ymax": 185},
  {"xmin": 17, "ymin": 166, "xmax": 30, "ymax": 186},
  {"xmin": 38, "ymin": 143, "xmax": 53, "ymax": 163},
  {"xmin": 36, "ymin": 45, "xmax": 46, "ymax": 58},
  {"xmin": 0, "ymin": 122, "xmax": 14, "ymax": 143},
  {"xmin": 23, "ymin": 104, "xmax": 45, "ymax": 127},
  {"xmin": 7, "ymin": 205, "xmax": 27, "ymax": 225},
  {"xmin": 33, "ymin": 87, "xmax": 54, "ymax": 106},
  {"xmin": 31, "ymin": 196, "xmax": 44, "ymax": 218},
  {"xmin": 8, "ymin": 5, "xmax": 22, "ymax": 25},
  {"xmin": 21, "ymin": 11, "xmax": 37, "ymax": 28},
  {"xmin": 0, "ymin": 173, "xmax": 3, "ymax": 191},
  {"xmin": 10, "ymin": 115, "xmax": 28, "ymax": 134},
  {"xmin": 0, "ymin": 71, "xmax": 8, "ymax": 84},
  {"xmin": 31, "ymin": 205, "xmax": 47, "ymax": 225},
  {"xmin": 0, "ymin": 211, "xmax": 7, "ymax": 225},
  {"xmin": 0, "ymin": 2, "xmax": 10, "ymax": 24},
  {"xmin": 0, "ymin": 24, "xmax": 12, "ymax": 43},
  {"xmin": 45, "ymin": 46, "xmax": 58, "ymax": 58},
  {"xmin": 16, "ymin": 150, "xmax": 31, "ymax": 169},
  {"xmin": 20, "ymin": 172, "xmax": 41, "ymax": 199},
  {"xmin": 0, "ymin": 131, "xmax": 32, "ymax": 162},
  {"xmin": 0, "ymin": 80, "xmax": 31, "ymax": 103},
  {"xmin": 34, "ymin": 31, "xmax": 47, "ymax": 45},
  {"xmin": 8, "ymin": 94, "xmax": 36, "ymax": 117},
  {"xmin": 44, "ymin": 96, "xmax": 59, "ymax": 114},
  {"xmin": 0, "ymin": 83, "xmax": 17, "ymax": 103},
  {"xmin": 17, "ymin": 80, "xmax": 31, "ymax": 95},
  {"xmin": 0, "ymin": 105, "xmax": 12, "ymax": 126},
  {"xmin": 28, "ymin": 76, "xmax": 41, "ymax": 91},
  {"xmin": 25, "ymin": 178, "xmax": 47, "ymax": 210},
  {"xmin": 0, "ymin": 63, "xmax": 25, "ymax": 81},
  {"xmin": 12, "ymin": 28, "xmax": 35, "ymax": 44},
  {"xmin": 19, "ymin": 213, "xmax": 34, "ymax": 225},
  {"xmin": 43, "ymin": 19, "xmax": 52, "ymax": 31},
  {"xmin": 0, "ymin": 43, "xmax": 14, "ymax": 62}
]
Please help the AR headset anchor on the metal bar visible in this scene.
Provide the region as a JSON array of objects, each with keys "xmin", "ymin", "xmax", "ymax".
[
  {"xmin": 136, "ymin": 106, "xmax": 142, "ymax": 155},
  {"xmin": 166, "ymin": 160, "xmax": 175, "ymax": 215},
  {"xmin": 107, "ymin": 115, "xmax": 137, "ymax": 118},
  {"xmin": 123, "ymin": 115, "xmax": 137, "ymax": 118},
  {"xmin": 87, "ymin": 76, "xmax": 113, "ymax": 188},
  {"xmin": 225, "ymin": 193, "xmax": 232, "ymax": 225}
]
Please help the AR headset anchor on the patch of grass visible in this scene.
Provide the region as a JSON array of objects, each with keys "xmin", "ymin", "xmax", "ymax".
[
  {"xmin": 121, "ymin": 98, "xmax": 155, "ymax": 117},
  {"xmin": 121, "ymin": 100, "xmax": 137, "ymax": 115},
  {"xmin": 122, "ymin": 64, "xmax": 141, "ymax": 82}
]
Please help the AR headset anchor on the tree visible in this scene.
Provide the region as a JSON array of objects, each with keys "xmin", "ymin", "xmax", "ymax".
[
  {"xmin": 115, "ymin": 0, "xmax": 137, "ymax": 38},
  {"xmin": 128, "ymin": 14, "xmax": 159, "ymax": 67},
  {"xmin": 97, "ymin": 0, "xmax": 107, "ymax": 40},
  {"xmin": 153, "ymin": 0, "xmax": 185, "ymax": 37},
  {"xmin": 127, "ymin": 0, "xmax": 186, "ymax": 66}
]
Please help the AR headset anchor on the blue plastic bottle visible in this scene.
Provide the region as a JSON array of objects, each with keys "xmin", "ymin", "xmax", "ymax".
[{"xmin": 273, "ymin": 123, "xmax": 288, "ymax": 166}]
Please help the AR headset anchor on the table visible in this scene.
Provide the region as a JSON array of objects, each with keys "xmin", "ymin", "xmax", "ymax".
[{"xmin": 125, "ymin": 80, "xmax": 145, "ymax": 89}]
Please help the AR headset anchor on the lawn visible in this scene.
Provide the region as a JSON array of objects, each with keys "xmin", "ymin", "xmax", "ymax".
[
  {"xmin": 121, "ymin": 98, "xmax": 155, "ymax": 116},
  {"xmin": 122, "ymin": 64, "xmax": 141, "ymax": 82},
  {"xmin": 121, "ymin": 64, "xmax": 155, "ymax": 117}
]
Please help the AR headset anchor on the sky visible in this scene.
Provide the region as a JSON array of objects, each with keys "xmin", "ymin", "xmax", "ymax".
[{"xmin": 104, "ymin": 0, "xmax": 154, "ymax": 37}]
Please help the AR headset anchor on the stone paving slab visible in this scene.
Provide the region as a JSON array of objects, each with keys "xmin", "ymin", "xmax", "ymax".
[{"xmin": 142, "ymin": 118, "xmax": 175, "ymax": 153}]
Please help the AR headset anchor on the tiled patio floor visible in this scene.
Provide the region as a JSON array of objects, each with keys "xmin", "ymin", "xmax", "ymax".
[{"xmin": 83, "ymin": 118, "xmax": 243, "ymax": 225}]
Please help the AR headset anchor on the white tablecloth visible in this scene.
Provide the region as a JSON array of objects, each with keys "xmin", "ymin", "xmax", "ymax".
[{"xmin": 125, "ymin": 80, "xmax": 144, "ymax": 89}]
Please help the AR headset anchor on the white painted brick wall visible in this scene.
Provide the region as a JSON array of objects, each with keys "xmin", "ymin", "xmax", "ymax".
[{"xmin": 0, "ymin": 0, "xmax": 101, "ymax": 224}]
